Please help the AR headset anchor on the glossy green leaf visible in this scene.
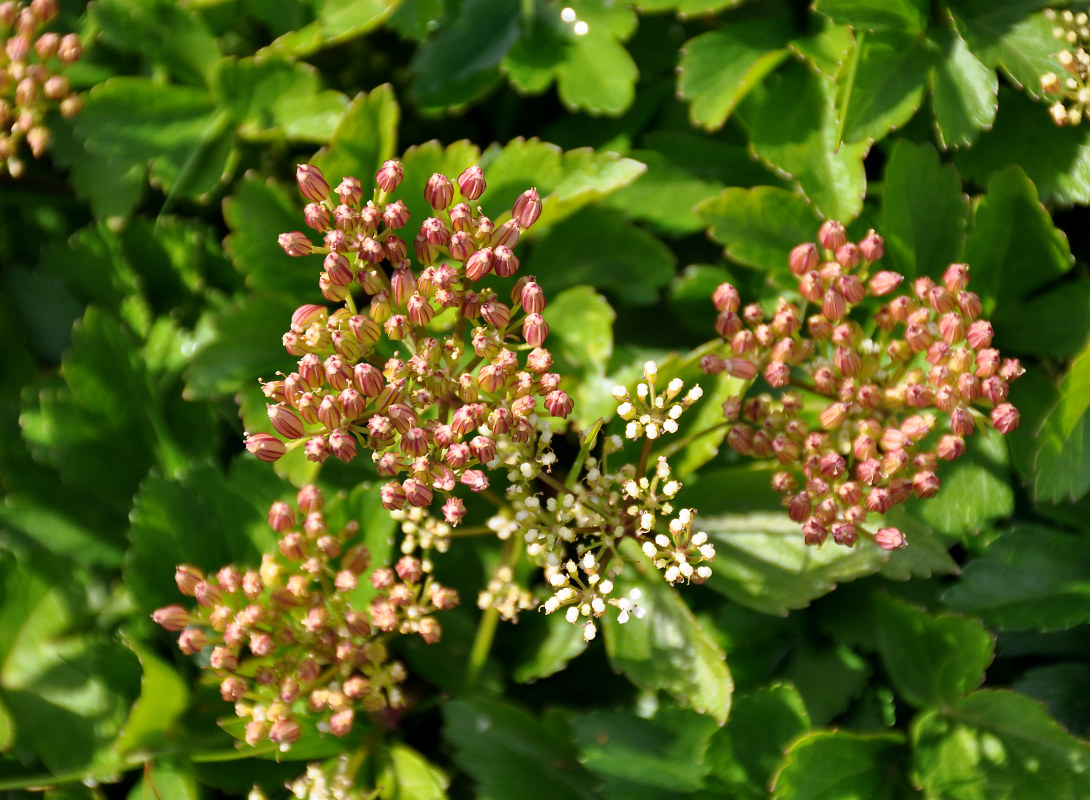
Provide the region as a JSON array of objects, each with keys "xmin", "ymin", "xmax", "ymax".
[
  {"xmin": 0, "ymin": 495, "xmax": 124, "ymax": 568},
  {"xmin": 261, "ymin": 0, "xmax": 396, "ymax": 56},
  {"xmin": 813, "ymin": 0, "xmax": 928, "ymax": 32},
  {"xmin": 311, "ymin": 83, "xmax": 401, "ymax": 188},
  {"xmin": 547, "ymin": 287, "xmax": 616, "ymax": 426},
  {"xmin": 677, "ymin": 19, "xmax": 792, "ymax": 132},
  {"xmin": 570, "ymin": 707, "xmax": 720, "ymax": 790},
  {"xmin": 913, "ymin": 424, "xmax": 1014, "ymax": 538},
  {"xmin": 872, "ymin": 594, "xmax": 993, "ymax": 708},
  {"xmin": 214, "ymin": 57, "xmax": 348, "ymax": 142},
  {"xmin": 223, "ymin": 176, "xmax": 313, "ymax": 296},
  {"xmin": 602, "ymin": 150, "xmax": 725, "ymax": 234},
  {"xmin": 836, "ymin": 29, "xmax": 929, "ymax": 145},
  {"xmin": 379, "ymin": 743, "xmax": 450, "ymax": 800},
  {"xmin": 772, "ymin": 730, "xmax": 909, "ymax": 799},
  {"xmin": 712, "ymin": 683, "xmax": 811, "ymax": 793},
  {"xmin": 442, "ymin": 698, "xmax": 597, "ymax": 800},
  {"xmin": 697, "ymin": 186, "xmax": 821, "ymax": 276},
  {"xmin": 388, "ymin": 0, "xmax": 446, "ymax": 41},
  {"xmin": 1034, "ymin": 343, "xmax": 1090, "ymax": 502},
  {"xmin": 630, "ymin": 0, "xmax": 742, "ymax": 11},
  {"xmin": 955, "ymin": 88, "xmax": 1090, "ymax": 206},
  {"xmin": 929, "ymin": 23, "xmax": 998, "ymax": 149},
  {"xmin": 1013, "ymin": 663, "xmax": 1090, "ymax": 735},
  {"xmin": 510, "ymin": 611, "xmax": 588, "ymax": 683},
  {"xmin": 555, "ymin": 14, "xmax": 639, "ymax": 115},
  {"xmin": 912, "ymin": 690, "xmax": 1090, "ymax": 800},
  {"xmin": 524, "ymin": 207, "xmax": 675, "ymax": 306},
  {"xmin": 881, "ymin": 139, "xmax": 967, "ymax": 280},
  {"xmin": 113, "ymin": 636, "xmax": 190, "ymax": 757},
  {"xmin": 123, "ymin": 463, "xmax": 279, "ymax": 615},
  {"xmin": 962, "ymin": 165, "xmax": 1074, "ymax": 318},
  {"xmin": 999, "ymin": 279, "xmax": 1090, "ymax": 358},
  {"xmin": 738, "ymin": 60, "xmax": 870, "ymax": 222},
  {"xmin": 127, "ymin": 760, "xmax": 201, "ymax": 800},
  {"xmin": 76, "ymin": 78, "xmax": 233, "ymax": 201},
  {"xmin": 410, "ymin": 0, "xmax": 520, "ymax": 110},
  {"xmin": 603, "ymin": 546, "xmax": 733, "ymax": 724},
  {"xmin": 943, "ymin": 524, "xmax": 1090, "ymax": 631},
  {"xmin": 790, "ymin": 18, "xmax": 854, "ymax": 78},
  {"xmin": 949, "ymin": 2, "xmax": 1059, "ymax": 97}
]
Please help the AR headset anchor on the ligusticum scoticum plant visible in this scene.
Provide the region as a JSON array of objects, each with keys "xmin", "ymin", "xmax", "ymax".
[{"xmin": 155, "ymin": 160, "xmax": 1021, "ymax": 754}]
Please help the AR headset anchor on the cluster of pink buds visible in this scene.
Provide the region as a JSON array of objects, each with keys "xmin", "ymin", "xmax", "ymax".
[
  {"xmin": 153, "ymin": 486, "xmax": 458, "ymax": 750},
  {"xmin": 1041, "ymin": 9, "xmax": 1090, "ymax": 125},
  {"xmin": 0, "ymin": 0, "xmax": 80, "ymax": 176},
  {"xmin": 703, "ymin": 221, "xmax": 1022, "ymax": 549},
  {"xmin": 251, "ymin": 161, "xmax": 570, "ymax": 535}
]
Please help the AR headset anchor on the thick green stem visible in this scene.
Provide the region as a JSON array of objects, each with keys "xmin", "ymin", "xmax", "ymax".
[{"xmin": 465, "ymin": 534, "xmax": 523, "ymax": 691}]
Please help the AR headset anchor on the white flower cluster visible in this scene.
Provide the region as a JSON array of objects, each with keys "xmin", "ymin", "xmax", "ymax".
[
  {"xmin": 390, "ymin": 504, "xmax": 452, "ymax": 553},
  {"xmin": 477, "ymin": 564, "xmax": 536, "ymax": 622},
  {"xmin": 614, "ymin": 361, "xmax": 703, "ymax": 440},
  {"xmin": 276, "ymin": 755, "xmax": 364, "ymax": 800},
  {"xmin": 639, "ymin": 506, "xmax": 715, "ymax": 585}
]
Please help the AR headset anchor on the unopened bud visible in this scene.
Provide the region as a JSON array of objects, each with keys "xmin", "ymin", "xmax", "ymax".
[{"xmin": 512, "ymin": 188, "xmax": 542, "ymax": 229}]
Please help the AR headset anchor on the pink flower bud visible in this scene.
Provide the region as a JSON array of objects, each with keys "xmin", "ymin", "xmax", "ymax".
[
  {"xmin": 874, "ymin": 527, "xmax": 907, "ymax": 551},
  {"xmin": 442, "ymin": 496, "xmax": 467, "ymax": 526},
  {"xmin": 296, "ymin": 164, "xmax": 329, "ymax": 203},
  {"xmin": 521, "ymin": 281, "xmax": 546, "ymax": 313},
  {"xmin": 836, "ymin": 243, "xmax": 861, "ymax": 270},
  {"xmin": 334, "ymin": 176, "xmax": 362, "ymax": 206},
  {"xmin": 936, "ymin": 434, "xmax": 966, "ymax": 461},
  {"xmin": 380, "ymin": 481, "xmax": 407, "ymax": 510},
  {"xmin": 837, "ymin": 274, "xmax": 865, "ymax": 304},
  {"xmin": 943, "ymin": 263, "xmax": 970, "ymax": 292},
  {"xmin": 802, "ymin": 518, "xmax": 828, "ymax": 546},
  {"xmin": 152, "ymin": 605, "xmax": 190, "ymax": 631},
  {"xmin": 492, "ymin": 219, "xmax": 520, "ymax": 249},
  {"xmin": 991, "ymin": 403, "xmax": 1020, "ymax": 434},
  {"xmin": 864, "ymin": 270, "xmax": 901, "ymax": 298},
  {"xmin": 384, "ymin": 199, "xmax": 410, "ymax": 229},
  {"xmin": 723, "ymin": 357, "xmax": 757, "ymax": 380},
  {"xmin": 822, "ymin": 288, "xmax": 847, "ymax": 321},
  {"xmin": 544, "ymin": 390, "xmax": 574, "ymax": 419},
  {"xmin": 303, "ymin": 203, "xmax": 331, "ymax": 232},
  {"xmin": 858, "ymin": 230, "xmax": 883, "ymax": 262},
  {"xmin": 57, "ymin": 32, "xmax": 80, "ymax": 63},
  {"xmin": 512, "ymin": 188, "xmax": 543, "ymax": 229},
  {"xmin": 928, "ymin": 286, "xmax": 957, "ymax": 315},
  {"xmin": 834, "ymin": 346, "xmax": 861, "ymax": 378},
  {"xmin": 966, "ymin": 320, "xmax": 993, "ymax": 350},
  {"xmin": 832, "ymin": 523, "xmax": 857, "ymax": 546},
  {"xmin": 178, "ymin": 628, "xmax": 207, "ymax": 655},
  {"xmin": 818, "ymin": 221, "xmax": 847, "ymax": 252},
  {"xmin": 278, "ymin": 231, "xmax": 313, "ymax": 256},
  {"xmin": 938, "ymin": 313, "xmax": 966, "ymax": 345},
  {"xmin": 268, "ymin": 404, "xmax": 305, "ymax": 439},
  {"xmin": 246, "ymin": 433, "xmax": 286, "ymax": 462},
  {"xmin": 425, "ymin": 173, "xmax": 454, "ymax": 210},
  {"xmin": 765, "ymin": 360, "xmax": 790, "ymax": 387},
  {"xmin": 957, "ymin": 291, "xmax": 983, "ymax": 320},
  {"xmin": 714, "ymin": 311, "xmax": 742, "ymax": 339},
  {"xmin": 400, "ymin": 426, "xmax": 430, "ymax": 457},
  {"xmin": 820, "ymin": 402, "xmax": 849, "ymax": 429},
  {"xmin": 913, "ymin": 470, "xmax": 942, "ymax": 499},
  {"xmin": 460, "ymin": 469, "xmax": 489, "ymax": 492},
  {"xmin": 481, "ymin": 300, "xmax": 511, "ymax": 329},
  {"xmin": 376, "ymin": 160, "xmax": 403, "ymax": 192},
  {"xmin": 304, "ymin": 435, "xmax": 330, "ymax": 463},
  {"xmin": 269, "ymin": 718, "xmax": 301, "ymax": 747},
  {"xmin": 819, "ymin": 452, "xmax": 847, "ymax": 479},
  {"xmin": 458, "ymin": 165, "xmax": 486, "ymax": 200},
  {"xmin": 523, "ymin": 313, "xmax": 549, "ymax": 346},
  {"xmin": 713, "ymin": 282, "xmax": 741, "ymax": 312},
  {"xmin": 788, "ymin": 243, "xmax": 818, "ymax": 276},
  {"xmin": 329, "ymin": 429, "xmax": 356, "ymax": 462},
  {"xmin": 494, "ymin": 246, "xmax": 520, "ymax": 277},
  {"xmin": 450, "ymin": 230, "xmax": 476, "ymax": 261}
]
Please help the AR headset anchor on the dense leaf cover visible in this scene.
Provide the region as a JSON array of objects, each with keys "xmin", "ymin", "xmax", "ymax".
[{"xmin": 2, "ymin": 0, "xmax": 1090, "ymax": 798}]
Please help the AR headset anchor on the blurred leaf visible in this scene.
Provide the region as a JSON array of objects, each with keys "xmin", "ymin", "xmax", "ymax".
[
  {"xmin": 782, "ymin": 642, "xmax": 871, "ymax": 727},
  {"xmin": 0, "ymin": 695, "xmax": 11, "ymax": 752},
  {"xmin": 943, "ymin": 524, "xmax": 1090, "ymax": 632},
  {"xmin": 873, "ymin": 594, "xmax": 993, "ymax": 708},
  {"xmin": 0, "ymin": 496, "xmax": 124, "ymax": 568},
  {"xmin": 955, "ymin": 88, "xmax": 1090, "ymax": 206},
  {"xmin": 90, "ymin": 0, "xmax": 220, "ymax": 87},
  {"xmin": 569, "ymin": 706, "xmax": 720, "ymax": 791},
  {"xmin": 602, "ymin": 150, "xmax": 724, "ymax": 234},
  {"xmin": 442, "ymin": 698, "xmax": 597, "ymax": 800},
  {"xmin": 113, "ymin": 636, "xmax": 190, "ymax": 757},
  {"xmin": 881, "ymin": 139, "xmax": 966, "ymax": 280},
  {"xmin": 1013, "ymin": 663, "xmax": 1090, "ymax": 736},
  {"xmin": 912, "ymin": 690, "xmax": 1090, "ymax": 800},
  {"xmin": 379, "ymin": 743, "xmax": 450, "ymax": 800},
  {"xmin": 711, "ymin": 683, "xmax": 810, "ymax": 793},
  {"xmin": 76, "ymin": 78, "xmax": 234, "ymax": 201},
  {"xmin": 123, "ymin": 463, "xmax": 279, "ymax": 615},
  {"xmin": 1034, "ymin": 343, "xmax": 1090, "ymax": 502},
  {"xmin": 311, "ymin": 84, "xmax": 401, "ymax": 185},
  {"xmin": 963, "ymin": 165, "xmax": 1074, "ymax": 317},
  {"xmin": 547, "ymin": 287, "xmax": 616, "ymax": 427},
  {"xmin": 813, "ymin": 0, "xmax": 928, "ymax": 32},
  {"xmin": 223, "ymin": 176, "xmax": 313, "ymax": 296},
  {"xmin": 603, "ymin": 547, "xmax": 733, "ymax": 724},
  {"xmin": 502, "ymin": 14, "xmax": 568, "ymax": 93},
  {"xmin": 674, "ymin": 372, "xmax": 745, "ymax": 479},
  {"xmin": 633, "ymin": 0, "xmax": 741, "ymax": 11},
  {"xmin": 555, "ymin": 27, "xmax": 638, "ymax": 116},
  {"xmin": 410, "ymin": 0, "xmax": 520, "ymax": 110},
  {"xmin": 738, "ymin": 60, "xmax": 870, "ymax": 222},
  {"xmin": 511, "ymin": 611, "xmax": 588, "ymax": 683},
  {"xmin": 949, "ymin": 2, "xmax": 1058, "ymax": 97},
  {"xmin": 388, "ymin": 0, "xmax": 446, "ymax": 41},
  {"xmin": 261, "ymin": 0, "xmax": 397, "ymax": 56},
  {"xmin": 999, "ymin": 279, "xmax": 1090, "ymax": 357},
  {"xmin": 772, "ymin": 730, "xmax": 910, "ymax": 799},
  {"xmin": 701, "ymin": 512, "xmax": 895, "ymax": 615},
  {"xmin": 214, "ymin": 57, "xmax": 348, "ymax": 142},
  {"xmin": 913, "ymin": 424, "xmax": 1013, "ymax": 538},
  {"xmin": 697, "ymin": 186, "xmax": 820, "ymax": 276},
  {"xmin": 127, "ymin": 760, "xmax": 200, "ymax": 800},
  {"xmin": 836, "ymin": 29, "xmax": 929, "ymax": 145},
  {"xmin": 667, "ymin": 264, "xmax": 730, "ymax": 336},
  {"xmin": 790, "ymin": 18, "xmax": 853, "ymax": 78},
  {"xmin": 525, "ymin": 207, "xmax": 675, "ymax": 305},
  {"xmin": 929, "ymin": 22, "xmax": 998, "ymax": 149},
  {"xmin": 677, "ymin": 19, "xmax": 792, "ymax": 132},
  {"xmin": 640, "ymin": 131, "xmax": 782, "ymax": 187}
]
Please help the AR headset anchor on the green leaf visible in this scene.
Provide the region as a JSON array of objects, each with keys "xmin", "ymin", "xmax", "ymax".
[
  {"xmin": 502, "ymin": 15, "xmax": 568, "ymax": 93},
  {"xmin": 524, "ymin": 207, "xmax": 676, "ymax": 306},
  {"xmin": 113, "ymin": 636, "xmax": 190, "ymax": 757},
  {"xmin": 955, "ymin": 88, "xmax": 1090, "ymax": 206},
  {"xmin": 127, "ymin": 760, "xmax": 200, "ymax": 800},
  {"xmin": 625, "ymin": 0, "xmax": 741, "ymax": 11},
  {"xmin": 814, "ymin": 0, "xmax": 928, "ymax": 32},
  {"xmin": 737, "ymin": 59, "xmax": 870, "ymax": 222},
  {"xmin": 772, "ymin": 730, "xmax": 909, "ymax": 799},
  {"xmin": 223, "ymin": 176, "xmax": 313, "ymax": 296},
  {"xmin": 912, "ymin": 424, "xmax": 1014, "ymax": 538},
  {"xmin": 949, "ymin": 2, "xmax": 1059, "ymax": 97},
  {"xmin": 410, "ymin": 0, "xmax": 521, "ymax": 110},
  {"xmin": 697, "ymin": 186, "xmax": 820, "ymax": 276},
  {"xmin": 76, "ymin": 78, "xmax": 233, "ymax": 201},
  {"xmin": 790, "ymin": 18, "xmax": 854, "ymax": 79},
  {"xmin": 836, "ymin": 29, "xmax": 929, "ymax": 145},
  {"xmin": 123, "ymin": 463, "xmax": 279, "ymax": 615},
  {"xmin": 379, "ymin": 743, "xmax": 450, "ymax": 800},
  {"xmin": 674, "ymin": 372, "xmax": 746, "ymax": 479},
  {"xmin": 602, "ymin": 546, "xmax": 733, "ymax": 724},
  {"xmin": 0, "ymin": 494, "xmax": 125, "ymax": 568},
  {"xmin": 929, "ymin": 22, "xmax": 998, "ymax": 149},
  {"xmin": 712, "ymin": 684, "xmax": 811, "ymax": 792},
  {"xmin": 872, "ymin": 594, "xmax": 993, "ymax": 708},
  {"xmin": 962, "ymin": 165, "xmax": 1074, "ymax": 318},
  {"xmin": 554, "ymin": 3, "xmax": 639, "ymax": 115},
  {"xmin": 700, "ymin": 512, "xmax": 897, "ymax": 616},
  {"xmin": 388, "ymin": 0, "xmax": 447, "ymax": 41},
  {"xmin": 1013, "ymin": 663, "xmax": 1090, "ymax": 735},
  {"xmin": 442, "ymin": 698, "xmax": 597, "ymax": 800},
  {"xmin": 569, "ymin": 707, "xmax": 720, "ymax": 791},
  {"xmin": 546, "ymin": 287, "xmax": 616, "ymax": 427},
  {"xmin": 602, "ymin": 150, "xmax": 725, "ymax": 234},
  {"xmin": 943, "ymin": 524, "xmax": 1090, "ymax": 632},
  {"xmin": 1034, "ymin": 344, "xmax": 1090, "ymax": 502},
  {"xmin": 677, "ymin": 19, "xmax": 793, "ymax": 132},
  {"xmin": 261, "ymin": 0, "xmax": 396, "ymax": 57},
  {"xmin": 510, "ymin": 611, "xmax": 588, "ymax": 683},
  {"xmin": 311, "ymin": 84, "xmax": 401, "ymax": 187},
  {"xmin": 912, "ymin": 690, "xmax": 1090, "ymax": 800},
  {"xmin": 213, "ymin": 57, "xmax": 348, "ymax": 142},
  {"xmin": 999, "ymin": 279, "xmax": 1090, "ymax": 358},
  {"xmin": 881, "ymin": 139, "xmax": 967, "ymax": 280}
]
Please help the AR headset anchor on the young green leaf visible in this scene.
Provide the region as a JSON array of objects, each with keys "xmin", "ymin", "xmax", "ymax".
[
  {"xmin": 929, "ymin": 22, "xmax": 998, "ymax": 149},
  {"xmin": 835, "ymin": 29, "xmax": 929, "ymax": 145}
]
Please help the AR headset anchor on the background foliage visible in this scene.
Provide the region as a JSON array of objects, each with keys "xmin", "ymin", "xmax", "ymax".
[{"xmin": 4, "ymin": 0, "xmax": 1090, "ymax": 797}]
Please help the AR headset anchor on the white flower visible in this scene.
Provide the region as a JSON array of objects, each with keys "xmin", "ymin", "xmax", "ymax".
[
  {"xmin": 615, "ymin": 588, "xmax": 645, "ymax": 624},
  {"xmin": 583, "ymin": 620, "xmax": 597, "ymax": 641},
  {"xmin": 612, "ymin": 385, "xmax": 629, "ymax": 400},
  {"xmin": 565, "ymin": 606, "xmax": 579, "ymax": 623},
  {"xmin": 667, "ymin": 377, "xmax": 684, "ymax": 396}
]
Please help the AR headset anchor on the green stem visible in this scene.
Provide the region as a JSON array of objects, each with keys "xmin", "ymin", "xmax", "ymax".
[
  {"xmin": 654, "ymin": 420, "xmax": 732, "ymax": 461},
  {"xmin": 465, "ymin": 535, "xmax": 524, "ymax": 691}
]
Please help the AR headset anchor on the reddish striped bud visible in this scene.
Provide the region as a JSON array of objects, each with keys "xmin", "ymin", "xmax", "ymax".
[
  {"xmin": 943, "ymin": 263, "xmax": 970, "ymax": 292},
  {"xmin": 818, "ymin": 221, "xmax": 847, "ymax": 252},
  {"xmin": 789, "ymin": 243, "xmax": 818, "ymax": 276},
  {"xmin": 860, "ymin": 229, "xmax": 884, "ymax": 261},
  {"xmin": 492, "ymin": 220, "xmax": 520, "ymax": 249},
  {"xmin": 835, "ymin": 243, "xmax": 861, "ymax": 270},
  {"xmin": 246, "ymin": 433, "xmax": 286, "ymax": 462},
  {"xmin": 713, "ymin": 282, "xmax": 741, "ymax": 311},
  {"xmin": 425, "ymin": 173, "xmax": 454, "ymax": 210},
  {"xmin": 383, "ymin": 199, "xmax": 410, "ymax": 229},
  {"xmin": 802, "ymin": 518, "xmax": 828, "ymax": 545},
  {"xmin": 523, "ymin": 313, "xmax": 549, "ymax": 346},
  {"xmin": 874, "ymin": 527, "xmax": 906, "ymax": 550},
  {"xmin": 304, "ymin": 203, "xmax": 330, "ymax": 231},
  {"xmin": 458, "ymin": 165, "xmax": 486, "ymax": 201},
  {"xmin": 544, "ymin": 390, "xmax": 574, "ymax": 419},
  {"xmin": 375, "ymin": 160, "xmax": 404, "ymax": 192},
  {"xmin": 296, "ymin": 164, "xmax": 329, "ymax": 202},
  {"xmin": 991, "ymin": 403, "xmax": 1020, "ymax": 434},
  {"xmin": 868, "ymin": 270, "xmax": 902, "ymax": 297},
  {"xmin": 278, "ymin": 231, "xmax": 313, "ymax": 256},
  {"xmin": 513, "ymin": 188, "xmax": 542, "ymax": 229}
]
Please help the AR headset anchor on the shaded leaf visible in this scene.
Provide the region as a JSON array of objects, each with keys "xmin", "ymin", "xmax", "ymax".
[
  {"xmin": 546, "ymin": 287, "xmax": 616, "ymax": 426},
  {"xmin": 813, "ymin": 0, "xmax": 928, "ymax": 32},
  {"xmin": 261, "ymin": 0, "xmax": 396, "ymax": 57},
  {"xmin": 836, "ymin": 29, "xmax": 929, "ymax": 145},
  {"xmin": 929, "ymin": 22, "xmax": 998, "ymax": 149},
  {"xmin": 949, "ymin": 2, "xmax": 1058, "ymax": 97},
  {"xmin": 1034, "ymin": 343, "xmax": 1090, "ymax": 502},
  {"xmin": 510, "ymin": 612, "xmax": 588, "ymax": 684},
  {"xmin": 223, "ymin": 176, "xmax": 313, "ymax": 296},
  {"xmin": 311, "ymin": 84, "xmax": 401, "ymax": 189},
  {"xmin": 772, "ymin": 730, "xmax": 910, "ymax": 799},
  {"xmin": 379, "ymin": 743, "xmax": 450, "ymax": 800}
]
